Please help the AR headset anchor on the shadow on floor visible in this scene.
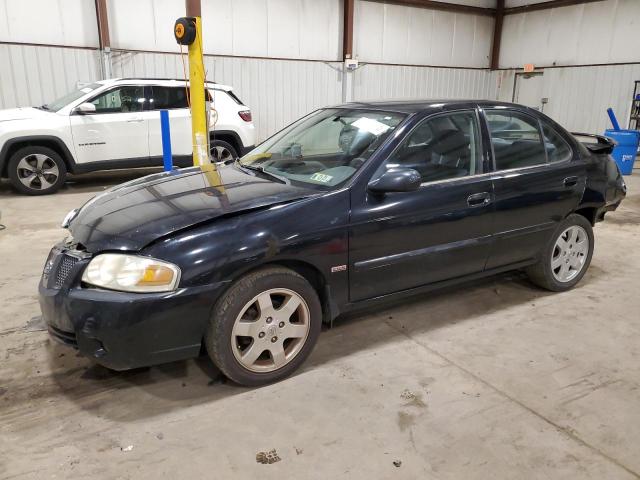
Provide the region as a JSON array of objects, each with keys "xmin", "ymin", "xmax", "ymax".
[{"xmin": 36, "ymin": 267, "xmax": 612, "ymax": 422}]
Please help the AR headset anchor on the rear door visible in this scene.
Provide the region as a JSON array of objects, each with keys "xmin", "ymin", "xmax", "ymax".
[
  {"xmin": 147, "ymin": 85, "xmax": 193, "ymax": 158},
  {"xmin": 349, "ymin": 109, "xmax": 494, "ymax": 301},
  {"xmin": 69, "ymin": 85, "xmax": 151, "ymax": 164},
  {"xmin": 482, "ymin": 108, "xmax": 585, "ymax": 269}
]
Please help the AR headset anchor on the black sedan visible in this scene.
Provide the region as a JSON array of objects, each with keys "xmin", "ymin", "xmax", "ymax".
[{"xmin": 39, "ymin": 100, "xmax": 626, "ymax": 386}]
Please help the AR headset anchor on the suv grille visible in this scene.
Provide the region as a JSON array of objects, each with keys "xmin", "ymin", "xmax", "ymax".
[{"xmin": 54, "ymin": 255, "xmax": 80, "ymax": 288}]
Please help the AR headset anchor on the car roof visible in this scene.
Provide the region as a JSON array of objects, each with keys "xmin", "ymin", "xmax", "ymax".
[
  {"xmin": 332, "ymin": 99, "xmax": 526, "ymax": 114},
  {"xmin": 96, "ymin": 78, "xmax": 233, "ymax": 91}
]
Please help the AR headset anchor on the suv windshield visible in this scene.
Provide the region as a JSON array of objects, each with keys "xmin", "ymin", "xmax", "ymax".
[
  {"xmin": 240, "ymin": 108, "xmax": 406, "ymax": 189},
  {"xmin": 45, "ymin": 83, "xmax": 102, "ymax": 111}
]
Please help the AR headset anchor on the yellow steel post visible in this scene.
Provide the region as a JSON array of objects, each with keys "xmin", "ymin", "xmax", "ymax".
[{"xmin": 187, "ymin": 16, "xmax": 210, "ymax": 167}]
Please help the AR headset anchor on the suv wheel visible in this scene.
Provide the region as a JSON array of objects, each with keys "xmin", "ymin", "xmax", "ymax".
[
  {"xmin": 210, "ymin": 140, "xmax": 238, "ymax": 163},
  {"xmin": 205, "ymin": 267, "xmax": 322, "ymax": 386},
  {"xmin": 8, "ymin": 146, "xmax": 67, "ymax": 195},
  {"xmin": 526, "ymin": 213, "xmax": 594, "ymax": 292}
]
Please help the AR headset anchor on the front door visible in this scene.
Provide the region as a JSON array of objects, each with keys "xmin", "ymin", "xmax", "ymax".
[
  {"xmin": 69, "ymin": 85, "xmax": 150, "ymax": 164},
  {"xmin": 349, "ymin": 109, "xmax": 494, "ymax": 302},
  {"xmin": 482, "ymin": 109, "xmax": 585, "ymax": 269}
]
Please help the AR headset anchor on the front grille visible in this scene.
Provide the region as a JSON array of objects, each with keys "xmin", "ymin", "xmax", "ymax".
[
  {"xmin": 48, "ymin": 325, "xmax": 78, "ymax": 348},
  {"xmin": 54, "ymin": 255, "xmax": 79, "ymax": 288}
]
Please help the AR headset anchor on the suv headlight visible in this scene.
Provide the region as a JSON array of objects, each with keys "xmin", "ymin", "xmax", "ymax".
[{"xmin": 82, "ymin": 254, "xmax": 181, "ymax": 293}]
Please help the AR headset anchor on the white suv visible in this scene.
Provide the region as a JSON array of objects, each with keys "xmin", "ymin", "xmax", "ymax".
[{"xmin": 0, "ymin": 78, "xmax": 256, "ymax": 195}]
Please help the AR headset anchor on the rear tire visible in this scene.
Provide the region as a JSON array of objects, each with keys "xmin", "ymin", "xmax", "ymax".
[
  {"xmin": 8, "ymin": 146, "xmax": 67, "ymax": 195},
  {"xmin": 205, "ymin": 267, "xmax": 322, "ymax": 386},
  {"xmin": 526, "ymin": 213, "xmax": 594, "ymax": 292}
]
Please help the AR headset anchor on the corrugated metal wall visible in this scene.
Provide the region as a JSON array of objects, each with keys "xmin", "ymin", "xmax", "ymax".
[
  {"xmin": 494, "ymin": 64, "xmax": 640, "ymax": 134},
  {"xmin": 0, "ymin": 44, "xmax": 101, "ymax": 110},
  {"xmin": 354, "ymin": 64, "xmax": 498, "ymax": 102}
]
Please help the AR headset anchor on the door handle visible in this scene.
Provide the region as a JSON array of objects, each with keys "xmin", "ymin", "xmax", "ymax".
[
  {"xmin": 467, "ymin": 192, "xmax": 491, "ymax": 207},
  {"xmin": 127, "ymin": 118, "xmax": 144, "ymax": 123},
  {"xmin": 563, "ymin": 176, "xmax": 579, "ymax": 187}
]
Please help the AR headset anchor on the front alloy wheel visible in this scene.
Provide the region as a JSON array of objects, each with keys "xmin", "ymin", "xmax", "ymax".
[
  {"xmin": 231, "ymin": 289, "xmax": 310, "ymax": 372},
  {"xmin": 206, "ymin": 267, "xmax": 322, "ymax": 386},
  {"xmin": 8, "ymin": 146, "xmax": 67, "ymax": 195}
]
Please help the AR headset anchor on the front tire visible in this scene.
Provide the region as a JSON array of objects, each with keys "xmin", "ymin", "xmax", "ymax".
[
  {"xmin": 7, "ymin": 146, "xmax": 67, "ymax": 195},
  {"xmin": 526, "ymin": 213, "xmax": 594, "ymax": 292},
  {"xmin": 205, "ymin": 267, "xmax": 322, "ymax": 386}
]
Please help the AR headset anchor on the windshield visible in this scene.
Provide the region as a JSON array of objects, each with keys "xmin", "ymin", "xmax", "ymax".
[
  {"xmin": 240, "ymin": 108, "xmax": 406, "ymax": 189},
  {"xmin": 45, "ymin": 83, "xmax": 102, "ymax": 111}
]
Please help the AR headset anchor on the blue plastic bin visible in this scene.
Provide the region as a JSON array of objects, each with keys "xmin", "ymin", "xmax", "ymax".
[{"xmin": 604, "ymin": 129, "xmax": 639, "ymax": 175}]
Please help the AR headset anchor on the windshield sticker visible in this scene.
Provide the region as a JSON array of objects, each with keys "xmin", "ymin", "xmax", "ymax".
[
  {"xmin": 310, "ymin": 173, "xmax": 333, "ymax": 183},
  {"xmin": 351, "ymin": 117, "xmax": 391, "ymax": 136}
]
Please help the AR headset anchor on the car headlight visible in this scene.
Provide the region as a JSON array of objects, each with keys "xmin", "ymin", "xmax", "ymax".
[{"xmin": 82, "ymin": 254, "xmax": 181, "ymax": 293}]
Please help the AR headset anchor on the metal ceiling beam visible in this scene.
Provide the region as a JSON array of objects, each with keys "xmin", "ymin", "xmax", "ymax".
[
  {"xmin": 94, "ymin": 0, "xmax": 110, "ymax": 49},
  {"xmin": 343, "ymin": 0, "xmax": 355, "ymax": 60},
  {"xmin": 490, "ymin": 0, "xmax": 504, "ymax": 70},
  {"xmin": 504, "ymin": 0, "xmax": 604, "ymax": 15},
  {"xmin": 364, "ymin": 0, "xmax": 495, "ymax": 17}
]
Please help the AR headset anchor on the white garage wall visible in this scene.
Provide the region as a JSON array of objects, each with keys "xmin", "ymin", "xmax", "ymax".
[
  {"xmin": 494, "ymin": 64, "xmax": 640, "ymax": 134},
  {"xmin": 500, "ymin": 0, "xmax": 640, "ymax": 68},
  {"xmin": 0, "ymin": 0, "xmax": 98, "ymax": 47},
  {"xmin": 354, "ymin": 1, "xmax": 494, "ymax": 68},
  {"xmin": 107, "ymin": 0, "xmax": 342, "ymax": 61}
]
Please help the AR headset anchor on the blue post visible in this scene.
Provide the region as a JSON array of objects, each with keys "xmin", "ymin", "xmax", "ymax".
[
  {"xmin": 607, "ymin": 108, "xmax": 621, "ymax": 131},
  {"xmin": 160, "ymin": 109, "xmax": 173, "ymax": 171}
]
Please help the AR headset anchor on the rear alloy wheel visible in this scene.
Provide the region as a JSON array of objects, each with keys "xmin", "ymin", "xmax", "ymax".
[
  {"xmin": 526, "ymin": 213, "xmax": 594, "ymax": 292},
  {"xmin": 206, "ymin": 267, "xmax": 322, "ymax": 386},
  {"xmin": 210, "ymin": 140, "xmax": 238, "ymax": 164},
  {"xmin": 8, "ymin": 146, "xmax": 67, "ymax": 195}
]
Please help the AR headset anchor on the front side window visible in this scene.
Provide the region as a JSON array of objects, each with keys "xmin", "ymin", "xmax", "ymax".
[
  {"xmin": 382, "ymin": 110, "xmax": 481, "ymax": 183},
  {"xmin": 89, "ymin": 86, "xmax": 146, "ymax": 113},
  {"xmin": 486, "ymin": 111, "xmax": 547, "ymax": 170},
  {"xmin": 241, "ymin": 108, "xmax": 406, "ymax": 189}
]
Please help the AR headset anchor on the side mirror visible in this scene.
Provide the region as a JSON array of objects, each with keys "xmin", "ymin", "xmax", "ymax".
[
  {"xmin": 368, "ymin": 168, "xmax": 421, "ymax": 194},
  {"xmin": 74, "ymin": 102, "xmax": 96, "ymax": 115}
]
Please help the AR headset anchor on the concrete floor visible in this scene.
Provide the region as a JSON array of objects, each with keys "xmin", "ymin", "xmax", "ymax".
[{"xmin": 1, "ymin": 167, "xmax": 639, "ymax": 479}]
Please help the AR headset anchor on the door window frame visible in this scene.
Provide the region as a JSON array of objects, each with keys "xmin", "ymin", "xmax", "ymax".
[
  {"xmin": 481, "ymin": 108, "xmax": 572, "ymax": 174},
  {"xmin": 373, "ymin": 108, "xmax": 487, "ymax": 188}
]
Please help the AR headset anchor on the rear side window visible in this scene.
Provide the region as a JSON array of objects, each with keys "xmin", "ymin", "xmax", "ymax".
[
  {"xmin": 541, "ymin": 121, "xmax": 572, "ymax": 163},
  {"xmin": 148, "ymin": 86, "xmax": 212, "ymax": 110},
  {"xmin": 486, "ymin": 111, "xmax": 547, "ymax": 170}
]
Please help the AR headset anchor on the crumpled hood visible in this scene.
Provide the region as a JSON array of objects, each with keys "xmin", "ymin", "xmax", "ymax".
[
  {"xmin": 0, "ymin": 107, "xmax": 53, "ymax": 122},
  {"xmin": 69, "ymin": 165, "xmax": 315, "ymax": 252}
]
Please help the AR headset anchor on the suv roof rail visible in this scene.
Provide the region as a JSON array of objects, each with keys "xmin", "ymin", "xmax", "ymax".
[{"xmin": 115, "ymin": 77, "xmax": 218, "ymax": 84}]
